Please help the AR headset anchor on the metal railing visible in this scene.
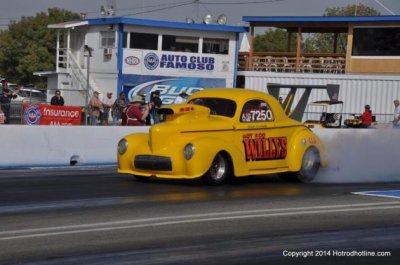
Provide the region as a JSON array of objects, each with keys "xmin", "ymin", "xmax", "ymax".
[{"xmin": 238, "ymin": 52, "xmax": 346, "ymax": 74}]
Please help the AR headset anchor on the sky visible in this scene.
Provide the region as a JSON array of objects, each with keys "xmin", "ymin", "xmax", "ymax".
[{"xmin": 0, "ymin": 0, "xmax": 399, "ymax": 29}]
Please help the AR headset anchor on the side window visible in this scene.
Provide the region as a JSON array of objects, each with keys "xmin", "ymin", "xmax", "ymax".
[
  {"xmin": 130, "ymin": 32, "xmax": 158, "ymax": 50},
  {"xmin": 123, "ymin": 32, "xmax": 128, "ymax": 48},
  {"xmin": 240, "ymin": 100, "xmax": 274, "ymax": 122},
  {"xmin": 162, "ymin": 35, "xmax": 199, "ymax": 53},
  {"xmin": 100, "ymin": 31, "xmax": 115, "ymax": 48},
  {"xmin": 203, "ymin": 38, "xmax": 229, "ymax": 54}
]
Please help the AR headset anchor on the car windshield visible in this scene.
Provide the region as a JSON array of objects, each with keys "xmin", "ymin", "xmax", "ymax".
[
  {"xmin": 18, "ymin": 89, "xmax": 46, "ymax": 99},
  {"xmin": 188, "ymin": 97, "xmax": 236, "ymax": 117}
]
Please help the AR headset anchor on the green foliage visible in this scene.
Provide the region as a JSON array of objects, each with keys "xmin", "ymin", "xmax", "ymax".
[
  {"xmin": 254, "ymin": 28, "xmax": 296, "ymax": 52},
  {"xmin": 324, "ymin": 4, "xmax": 380, "ymax": 16},
  {"xmin": 0, "ymin": 8, "xmax": 79, "ymax": 87}
]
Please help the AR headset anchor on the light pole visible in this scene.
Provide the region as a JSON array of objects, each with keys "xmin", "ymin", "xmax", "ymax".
[{"xmin": 84, "ymin": 45, "xmax": 93, "ymax": 125}]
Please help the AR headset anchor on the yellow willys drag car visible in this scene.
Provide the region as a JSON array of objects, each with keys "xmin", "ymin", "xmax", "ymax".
[{"xmin": 118, "ymin": 88, "xmax": 326, "ymax": 185}]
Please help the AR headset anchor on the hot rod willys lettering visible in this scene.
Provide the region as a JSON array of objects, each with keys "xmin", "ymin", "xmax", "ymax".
[{"xmin": 117, "ymin": 88, "xmax": 326, "ymax": 185}]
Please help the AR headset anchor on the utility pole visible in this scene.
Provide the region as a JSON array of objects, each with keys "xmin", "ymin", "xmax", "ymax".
[{"xmin": 84, "ymin": 45, "xmax": 93, "ymax": 125}]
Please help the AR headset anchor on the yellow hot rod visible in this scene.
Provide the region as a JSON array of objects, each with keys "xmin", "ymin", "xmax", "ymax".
[{"xmin": 117, "ymin": 88, "xmax": 326, "ymax": 185}]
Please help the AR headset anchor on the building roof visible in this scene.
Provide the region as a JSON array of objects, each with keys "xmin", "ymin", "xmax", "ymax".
[
  {"xmin": 242, "ymin": 15, "xmax": 400, "ymax": 23},
  {"xmin": 241, "ymin": 16, "xmax": 400, "ymax": 33},
  {"xmin": 49, "ymin": 16, "xmax": 247, "ymax": 33},
  {"xmin": 48, "ymin": 20, "xmax": 88, "ymax": 29}
]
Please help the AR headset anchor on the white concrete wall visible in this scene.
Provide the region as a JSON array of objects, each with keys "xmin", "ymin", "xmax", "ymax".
[{"xmin": 0, "ymin": 126, "xmax": 148, "ymax": 168}]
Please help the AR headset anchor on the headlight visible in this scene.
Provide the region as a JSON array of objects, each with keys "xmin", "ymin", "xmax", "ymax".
[
  {"xmin": 184, "ymin": 143, "xmax": 195, "ymax": 160},
  {"xmin": 118, "ymin": 138, "xmax": 128, "ymax": 155}
]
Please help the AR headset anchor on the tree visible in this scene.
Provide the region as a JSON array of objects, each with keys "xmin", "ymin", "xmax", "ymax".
[
  {"xmin": 0, "ymin": 8, "xmax": 79, "ymax": 87},
  {"xmin": 254, "ymin": 28, "xmax": 296, "ymax": 52},
  {"xmin": 324, "ymin": 4, "xmax": 380, "ymax": 17}
]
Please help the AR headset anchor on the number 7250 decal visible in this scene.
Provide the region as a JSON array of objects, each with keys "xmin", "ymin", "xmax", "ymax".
[{"xmin": 242, "ymin": 109, "xmax": 274, "ymax": 122}]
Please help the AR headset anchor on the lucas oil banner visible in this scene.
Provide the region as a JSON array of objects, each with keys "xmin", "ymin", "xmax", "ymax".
[
  {"xmin": 123, "ymin": 75, "xmax": 225, "ymax": 105},
  {"xmin": 23, "ymin": 104, "xmax": 82, "ymax": 126}
]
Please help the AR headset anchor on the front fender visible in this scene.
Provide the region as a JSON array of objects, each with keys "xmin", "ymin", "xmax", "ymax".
[
  {"xmin": 185, "ymin": 137, "xmax": 250, "ymax": 178},
  {"xmin": 117, "ymin": 133, "xmax": 149, "ymax": 173}
]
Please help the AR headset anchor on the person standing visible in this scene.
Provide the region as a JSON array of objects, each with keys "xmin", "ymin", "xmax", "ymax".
[
  {"xmin": 360, "ymin": 104, "xmax": 372, "ymax": 128},
  {"xmin": 0, "ymin": 87, "xmax": 20, "ymax": 124},
  {"xmin": 111, "ymin": 92, "xmax": 127, "ymax": 125},
  {"xmin": 150, "ymin": 90, "xmax": 162, "ymax": 124},
  {"xmin": 50, "ymin": 89, "xmax": 64, "ymax": 106},
  {"xmin": 393, "ymin": 99, "xmax": 400, "ymax": 129},
  {"xmin": 88, "ymin": 91, "xmax": 103, "ymax": 126},
  {"xmin": 121, "ymin": 95, "xmax": 152, "ymax": 126},
  {"xmin": 174, "ymin": 90, "xmax": 188, "ymax": 104},
  {"xmin": 101, "ymin": 92, "xmax": 113, "ymax": 125}
]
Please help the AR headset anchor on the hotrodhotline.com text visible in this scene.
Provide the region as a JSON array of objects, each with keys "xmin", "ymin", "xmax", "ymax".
[{"xmin": 282, "ymin": 250, "xmax": 391, "ymax": 258}]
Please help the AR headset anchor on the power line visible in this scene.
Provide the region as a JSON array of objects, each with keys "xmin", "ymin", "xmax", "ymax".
[
  {"xmin": 85, "ymin": 0, "xmax": 194, "ymax": 14},
  {"xmin": 121, "ymin": 1, "xmax": 195, "ymax": 17},
  {"xmin": 200, "ymin": 0, "xmax": 283, "ymax": 5},
  {"xmin": 0, "ymin": 0, "xmax": 284, "ymax": 24}
]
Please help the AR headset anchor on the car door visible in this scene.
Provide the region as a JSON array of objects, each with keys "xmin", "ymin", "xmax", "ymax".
[{"xmin": 234, "ymin": 99, "xmax": 288, "ymax": 171}]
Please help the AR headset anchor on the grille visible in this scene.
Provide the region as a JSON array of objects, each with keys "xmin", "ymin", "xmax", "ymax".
[{"xmin": 134, "ymin": 155, "xmax": 172, "ymax": 171}]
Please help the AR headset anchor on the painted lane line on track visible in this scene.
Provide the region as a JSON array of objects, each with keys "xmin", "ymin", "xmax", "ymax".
[
  {"xmin": 0, "ymin": 202, "xmax": 399, "ymax": 241},
  {"xmin": 352, "ymin": 190, "xmax": 400, "ymax": 199}
]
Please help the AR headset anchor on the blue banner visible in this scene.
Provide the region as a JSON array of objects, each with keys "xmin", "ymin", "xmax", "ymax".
[{"xmin": 122, "ymin": 75, "xmax": 225, "ymax": 105}]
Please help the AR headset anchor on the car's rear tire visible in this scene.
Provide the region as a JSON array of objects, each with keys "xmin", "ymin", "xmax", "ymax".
[
  {"xmin": 203, "ymin": 153, "xmax": 231, "ymax": 185},
  {"xmin": 278, "ymin": 147, "xmax": 320, "ymax": 183}
]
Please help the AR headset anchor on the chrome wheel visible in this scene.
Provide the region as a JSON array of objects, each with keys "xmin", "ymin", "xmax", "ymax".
[{"xmin": 203, "ymin": 153, "xmax": 231, "ymax": 185}]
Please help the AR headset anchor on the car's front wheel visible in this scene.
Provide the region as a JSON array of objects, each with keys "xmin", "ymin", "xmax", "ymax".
[
  {"xmin": 203, "ymin": 153, "xmax": 231, "ymax": 185},
  {"xmin": 278, "ymin": 147, "xmax": 320, "ymax": 183}
]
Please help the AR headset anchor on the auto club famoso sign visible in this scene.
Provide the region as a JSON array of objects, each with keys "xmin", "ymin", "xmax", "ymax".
[{"xmin": 23, "ymin": 104, "xmax": 82, "ymax": 126}]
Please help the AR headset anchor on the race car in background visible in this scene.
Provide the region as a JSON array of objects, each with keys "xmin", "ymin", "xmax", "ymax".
[{"xmin": 117, "ymin": 88, "xmax": 326, "ymax": 185}]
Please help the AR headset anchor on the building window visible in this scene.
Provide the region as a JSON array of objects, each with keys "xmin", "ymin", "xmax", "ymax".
[
  {"xmin": 130, "ymin": 32, "xmax": 158, "ymax": 50},
  {"xmin": 162, "ymin": 35, "xmax": 199, "ymax": 53},
  {"xmin": 123, "ymin": 32, "xmax": 128, "ymax": 48},
  {"xmin": 100, "ymin": 31, "xmax": 115, "ymax": 48},
  {"xmin": 352, "ymin": 27, "xmax": 400, "ymax": 56},
  {"xmin": 203, "ymin": 38, "xmax": 229, "ymax": 54}
]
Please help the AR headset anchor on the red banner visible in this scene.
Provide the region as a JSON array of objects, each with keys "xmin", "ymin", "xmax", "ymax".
[{"xmin": 23, "ymin": 104, "xmax": 82, "ymax": 126}]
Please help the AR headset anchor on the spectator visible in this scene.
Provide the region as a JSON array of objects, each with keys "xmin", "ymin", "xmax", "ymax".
[
  {"xmin": 150, "ymin": 90, "xmax": 162, "ymax": 124},
  {"xmin": 101, "ymin": 92, "xmax": 113, "ymax": 125},
  {"xmin": 50, "ymin": 89, "xmax": 64, "ymax": 106},
  {"xmin": 174, "ymin": 90, "xmax": 188, "ymax": 104},
  {"xmin": 121, "ymin": 95, "xmax": 152, "ymax": 126},
  {"xmin": 393, "ymin": 99, "xmax": 400, "ymax": 129},
  {"xmin": 360, "ymin": 104, "xmax": 372, "ymax": 128},
  {"xmin": 0, "ymin": 87, "xmax": 20, "ymax": 124},
  {"xmin": 111, "ymin": 92, "xmax": 127, "ymax": 125},
  {"xmin": 0, "ymin": 102, "xmax": 4, "ymax": 124},
  {"xmin": 88, "ymin": 91, "xmax": 103, "ymax": 126}
]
